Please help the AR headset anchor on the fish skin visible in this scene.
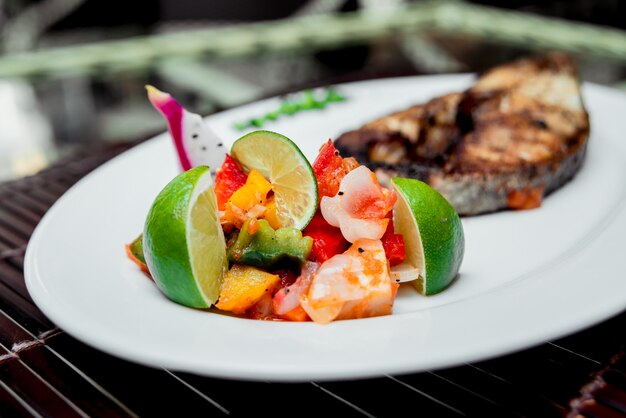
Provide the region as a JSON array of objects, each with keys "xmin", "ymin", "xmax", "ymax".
[{"xmin": 334, "ymin": 53, "xmax": 590, "ymax": 216}]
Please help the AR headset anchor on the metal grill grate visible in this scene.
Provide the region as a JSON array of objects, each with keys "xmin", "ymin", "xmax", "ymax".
[{"xmin": 0, "ymin": 141, "xmax": 624, "ymax": 417}]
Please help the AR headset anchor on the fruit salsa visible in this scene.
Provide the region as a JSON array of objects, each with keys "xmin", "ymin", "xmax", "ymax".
[{"xmin": 126, "ymin": 87, "xmax": 464, "ymax": 324}]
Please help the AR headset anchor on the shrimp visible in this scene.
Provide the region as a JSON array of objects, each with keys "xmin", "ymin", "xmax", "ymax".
[
  {"xmin": 320, "ymin": 165, "xmax": 396, "ymax": 243},
  {"xmin": 300, "ymin": 239, "xmax": 398, "ymax": 324},
  {"xmin": 272, "ymin": 261, "xmax": 320, "ymax": 315}
]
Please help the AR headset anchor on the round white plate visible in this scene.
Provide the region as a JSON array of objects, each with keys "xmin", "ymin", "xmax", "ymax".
[{"xmin": 25, "ymin": 75, "xmax": 626, "ymax": 382}]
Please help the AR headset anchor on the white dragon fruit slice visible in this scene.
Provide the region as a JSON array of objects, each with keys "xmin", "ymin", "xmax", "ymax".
[{"xmin": 146, "ymin": 85, "xmax": 226, "ymax": 174}]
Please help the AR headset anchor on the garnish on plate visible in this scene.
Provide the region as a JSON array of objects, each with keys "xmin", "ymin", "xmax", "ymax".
[
  {"xmin": 234, "ymin": 88, "xmax": 345, "ymax": 131},
  {"xmin": 128, "ymin": 88, "xmax": 464, "ymax": 324}
]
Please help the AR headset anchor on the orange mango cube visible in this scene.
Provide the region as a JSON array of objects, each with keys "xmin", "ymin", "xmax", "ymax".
[
  {"xmin": 216, "ymin": 264, "xmax": 280, "ymax": 314},
  {"xmin": 228, "ymin": 169, "xmax": 271, "ymax": 209}
]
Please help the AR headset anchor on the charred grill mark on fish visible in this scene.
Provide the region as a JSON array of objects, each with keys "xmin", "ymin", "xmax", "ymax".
[{"xmin": 334, "ymin": 53, "xmax": 590, "ymax": 216}]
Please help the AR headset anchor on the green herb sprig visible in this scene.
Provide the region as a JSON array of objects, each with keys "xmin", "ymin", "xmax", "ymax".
[{"xmin": 234, "ymin": 88, "xmax": 346, "ymax": 131}]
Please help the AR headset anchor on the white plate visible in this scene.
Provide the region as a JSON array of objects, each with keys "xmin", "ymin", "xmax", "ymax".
[{"xmin": 25, "ymin": 75, "xmax": 626, "ymax": 382}]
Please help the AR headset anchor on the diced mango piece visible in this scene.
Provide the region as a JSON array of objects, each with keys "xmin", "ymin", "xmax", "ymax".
[
  {"xmin": 224, "ymin": 169, "xmax": 273, "ymax": 228},
  {"xmin": 216, "ymin": 264, "xmax": 280, "ymax": 314},
  {"xmin": 262, "ymin": 195, "xmax": 281, "ymax": 229},
  {"xmin": 246, "ymin": 169, "xmax": 272, "ymax": 194},
  {"xmin": 228, "ymin": 169, "xmax": 271, "ymax": 209}
]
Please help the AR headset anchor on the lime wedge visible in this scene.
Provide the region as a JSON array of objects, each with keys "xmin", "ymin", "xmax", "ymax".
[
  {"xmin": 143, "ymin": 166, "xmax": 227, "ymax": 308},
  {"xmin": 391, "ymin": 177, "xmax": 464, "ymax": 295},
  {"xmin": 230, "ymin": 130, "xmax": 318, "ymax": 230}
]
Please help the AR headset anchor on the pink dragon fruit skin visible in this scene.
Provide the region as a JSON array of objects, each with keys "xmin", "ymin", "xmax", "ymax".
[{"xmin": 146, "ymin": 85, "xmax": 226, "ymax": 174}]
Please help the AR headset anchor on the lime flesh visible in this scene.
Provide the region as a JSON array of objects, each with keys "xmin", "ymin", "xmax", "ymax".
[
  {"xmin": 392, "ymin": 177, "xmax": 464, "ymax": 295},
  {"xmin": 143, "ymin": 166, "xmax": 227, "ymax": 308},
  {"xmin": 230, "ymin": 130, "xmax": 318, "ymax": 230}
]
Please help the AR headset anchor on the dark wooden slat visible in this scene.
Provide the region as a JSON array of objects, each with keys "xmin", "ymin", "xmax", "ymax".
[
  {"xmin": 0, "ymin": 308, "xmax": 34, "ymax": 348},
  {"xmin": 568, "ymin": 351, "xmax": 626, "ymax": 417},
  {"xmin": 431, "ymin": 364, "xmax": 563, "ymax": 418},
  {"xmin": 175, "ymin": 372, "xmax": 366, "ymax": 417},
  {"xmin": 594, "ymin": 380, "xmax": 626, "ymax": 413},
  {"xmin": 19, "ymin": 339, "xmax": 136, "ymax": 417},
  {"xmin": 5, "ymin": 182, "xmax": 62, "ymax": 206},
  {"xmin": 551, "ymin": 314, "xmax": 626, "ymax": 364},
  {"xmin": 60, "ymin": 152, "xmax": 129, "ymax": 175},
  {"xmin": 392, "ymin": 371, "xmax": 519, "ymax": 417},
  {"xmin": 6, "ymin": 255, "xmax": 25, "ymax": 272},
  {"xmin": 318, "ymin": 376, "xmax": 463, "ymax": 417},
  {"xmin": 0, "ymin": 278, "xmax": 56, "ymax": 336},
  {"xmin": 569, "ymin": 398, "xmax": 626, "ymax": 418},
  {"xmin": 0, "ymin": 306, "xmax": 132, "ymax": 416},
  {"xmin": 0, "ymin": 197, "xmax": 42, "ymax": 227},
  {"xmin": 14, "ymin": 177, "xmax": 69, "ymax": 203},
  {"xmin": 59, "ymin": 158, "xmax": 107, "ymax": 176},
  {"xmin": 0, "ymin": 208, "xmax": 35, "ymax": 240},
  {"xmin": 0, "ymin": 261, "xmax": 30, "ymax": 300},
  {"xmin": 0, "ymin": 223, "xmax": 29, "ymax": 248},
  {"xmin": 47, "ymin": 334, "xmax": 228, "ymax": 416},
  {"xmin": 0, "ymin": 354, "xmax": 86, "ymax": 418},
  {"xmin": 604, "ymin": 369, "xmax": 626, "ymax": 391},
  {"xmin": 36, "ymin": 180, "xmax": 74, "ymax": 199},
  {"xmin": 516, "ymin": 342, "xmax": 604, "ymax": 371},
  {"xmin": 3, "ymin": 192, "xmax": 50, "ymax": 216},
  {"xmin": 612, "ymin": 352, "xmax": 626, "ymax": 375},
  {"xmin": 0, "ymin": 380, "xmax": 39, "ymax": 418},
  {"xmin": 0, "ymin": 196, "xmax": 41, "ymax": 224},
  {"xmin": 469, "ymin": 354, "xmax": 585, "ymax": 409},
  {"xmin": 0, "ymin": 237, "xmax": 16, "ymax": 253}
]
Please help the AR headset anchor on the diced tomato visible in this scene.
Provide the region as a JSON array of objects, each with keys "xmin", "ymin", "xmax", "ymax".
[
  {"xmin": 381, "ymin": 234, "xmax": 405, "ymax": 266},
  {"xmin": 245, "ymin": 293, "xmax": 275, "ymax": 320},
  {"xmin": 214, "ymin": 154, "xmax": 248, "ymax": 211},
  {"xmin": 305, "ymin": 209, "xmax": 334, "ymax": 229},
  {"xmin": 303, "ymin": 211, "xmax": 349, "ymax": 263},
  {"xmin": 124, "ymin": 244, "xmax": 152, "ymax": 278},
  {"xmin": 312, "ymin": 140, "xmax": 347, "ymax": 198},
  {"xmin": 306, "ymin": 229, "xmax": 349, "ymax": 263},
  {"xmin": 380, "ymin": 218, "xmax": 406, "ymax": 266},
  {"xmin": 507, "ymin": 186, "xmax": 544, "ymax": 210},
  {"xmin": 279, "ymin": 306, "xmax": 310, "ymax": 322},
  {"xmin": 272, "ymin": 269, "xmax": 298, "ymax": 288}
]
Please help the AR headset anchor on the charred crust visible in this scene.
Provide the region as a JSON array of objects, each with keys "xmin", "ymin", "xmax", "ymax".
[{"xmin": 333, "ymin": 53, "xmax": 589, "ymax": 216}]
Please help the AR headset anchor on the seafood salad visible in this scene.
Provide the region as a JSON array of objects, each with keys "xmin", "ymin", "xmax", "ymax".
[{"xmin": 126, "ymin": 87, "xmax": 464, "ymax": 324}]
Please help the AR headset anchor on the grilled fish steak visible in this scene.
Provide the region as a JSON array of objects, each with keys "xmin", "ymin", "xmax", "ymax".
[{"xmin": 334, "ymin": 53, "xmax": 590, "ymax": 215}]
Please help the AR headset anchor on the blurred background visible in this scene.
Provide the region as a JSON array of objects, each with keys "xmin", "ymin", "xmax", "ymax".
[{"xmin": 1, "ymin": 0, "xmax": 625, "ymax": 181}]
